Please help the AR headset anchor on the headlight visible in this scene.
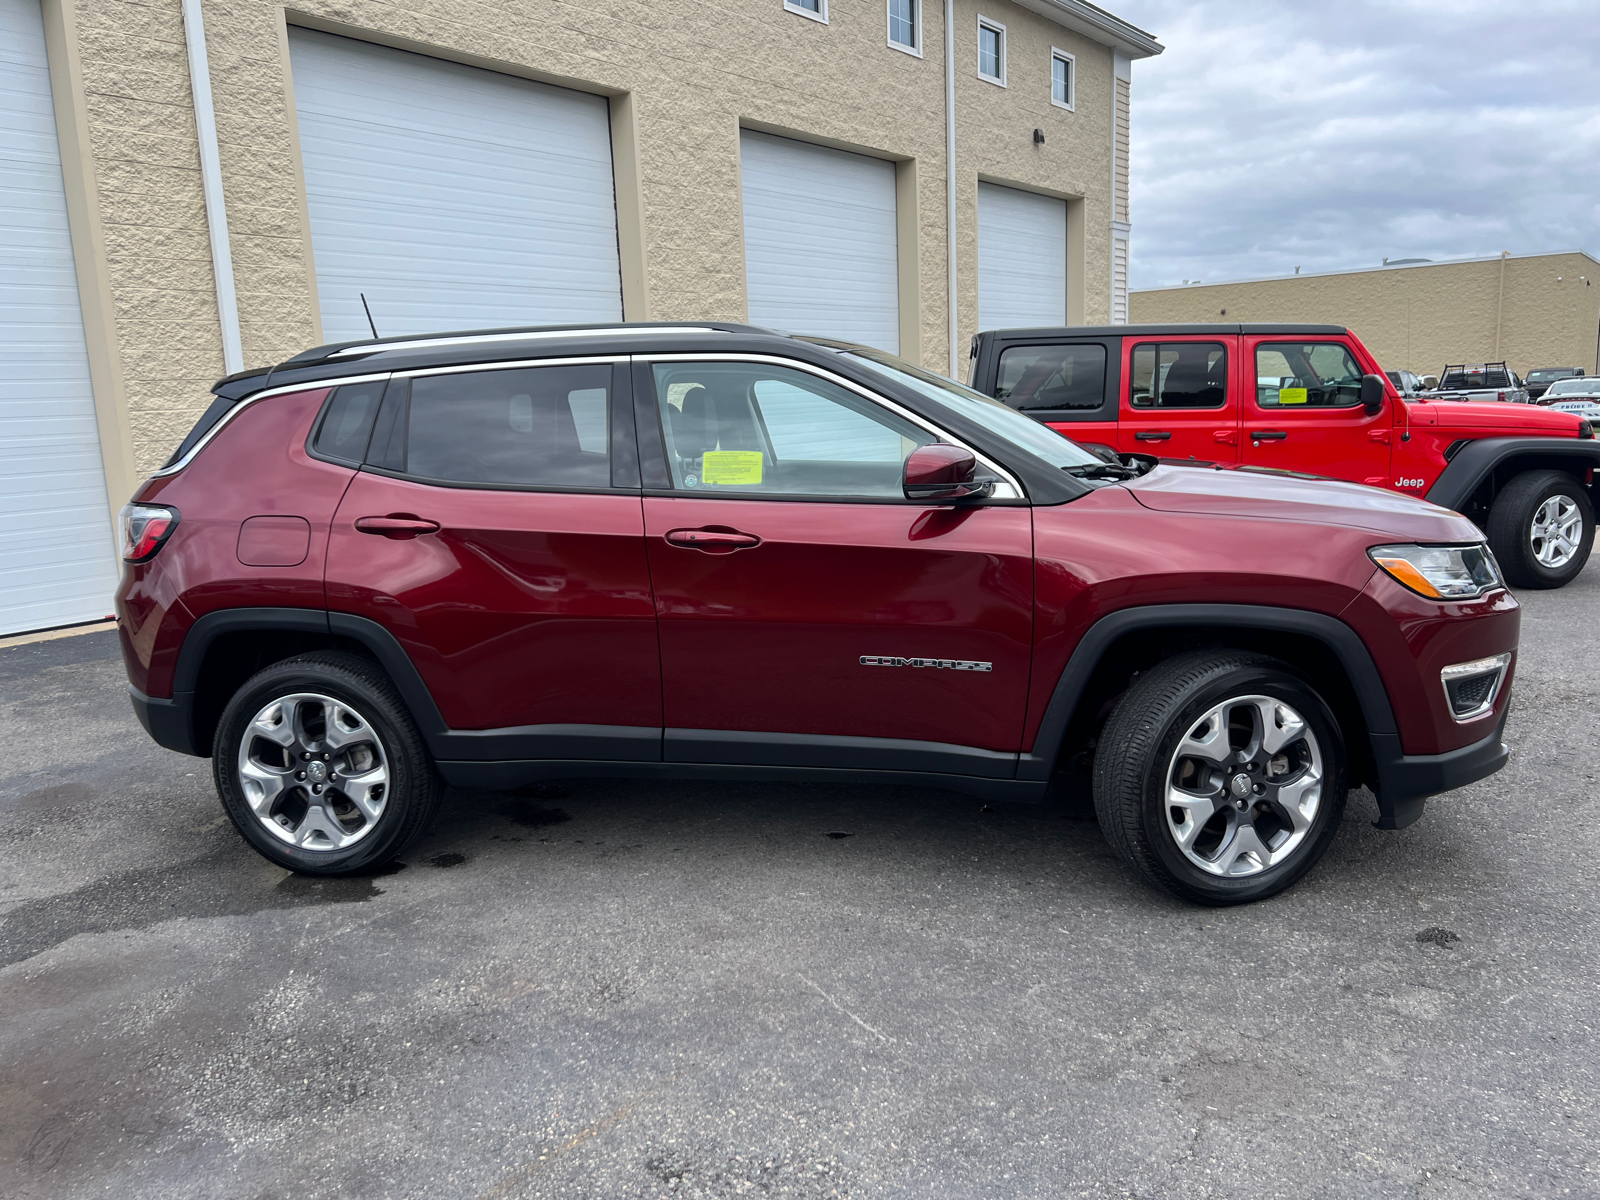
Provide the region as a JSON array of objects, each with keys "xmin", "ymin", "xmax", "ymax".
[{"xmin": 1368, "ymin": 543, "xmax": 1502, "ymax": 600}]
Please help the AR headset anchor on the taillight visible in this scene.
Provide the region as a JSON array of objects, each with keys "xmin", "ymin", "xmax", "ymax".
[
  {"xmin": 119, "ymin": 503, "xmax": 179, "ymax": 562},
  {"xmin": 1496, "ymin": 391, "xmax": 1507, "ymax": 401}
]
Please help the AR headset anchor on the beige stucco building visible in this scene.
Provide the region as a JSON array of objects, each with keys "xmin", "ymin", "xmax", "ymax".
[
  {"xmin": 6, "ymin": 0, "xmax": 1159, "ymax": 635},
  {"xmin": 1130, "ymin": 250, "xmax": 1600, "ymax": 380}
]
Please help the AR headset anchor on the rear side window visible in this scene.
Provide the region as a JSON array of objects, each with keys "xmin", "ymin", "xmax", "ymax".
[
  {"xmin": 311, "ymin": 382, "xmax": 384, "ymax": 464},
  {"xmin": 1256, "ymin": 343, "xmax": 1363, "ymax": 408},
  {"xmin": 996, "ymin": 344, "xmax": 1107, "ymax": 411},
  {"xmin": 368, "ymin": 365, "xmax": 611, "ymax": 489},
  {"xmin": 1130, "ymin": 342, "xmax": 1227, "ymax": 408}
]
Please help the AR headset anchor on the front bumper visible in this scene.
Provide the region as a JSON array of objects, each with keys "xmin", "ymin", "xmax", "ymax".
[{"xmin": 1367, "ymin": 705, "xmax": 1509, "ymax": 829}]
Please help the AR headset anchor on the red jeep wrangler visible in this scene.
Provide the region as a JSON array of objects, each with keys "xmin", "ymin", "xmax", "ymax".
[
  {"xmin": 970, "ymin": 324, "xmax": 1600, "ymax": 588},
  {"xmin": 118, "ymin": 323, "xmax": 1518, "ymax": 905}
]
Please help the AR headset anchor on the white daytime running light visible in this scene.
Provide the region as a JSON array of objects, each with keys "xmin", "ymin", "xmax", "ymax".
[{"xmin": 1368, "ymin": 544, "xmax": 1502, "ymax": 600}]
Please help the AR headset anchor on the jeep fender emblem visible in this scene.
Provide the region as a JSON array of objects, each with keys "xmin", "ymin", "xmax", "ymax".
[{"xmin": 860, "ymin": 655, "xmax": 992, "ymax": 672}]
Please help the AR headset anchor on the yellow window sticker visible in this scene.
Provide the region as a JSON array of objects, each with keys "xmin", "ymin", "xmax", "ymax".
[
  {"xmin": 701, "ymin": 450, "xmax": 764, "ymax": 485},
  {"xmin": 1278, "ymin": 387, "xmax": 1309, "ymax": 405}
]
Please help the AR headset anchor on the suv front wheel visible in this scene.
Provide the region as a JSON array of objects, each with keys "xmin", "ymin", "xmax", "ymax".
[
  {"xmin": 213, "ymin": 652, "xmax": 443, "ymax": 875},
  {"xmin": 1093, "ymin": 651, "xmax": 1348, "ymax": 905},
  {"xmin": 1486, "ymin": 469, "xmax": 1594, "ymax": 589}
]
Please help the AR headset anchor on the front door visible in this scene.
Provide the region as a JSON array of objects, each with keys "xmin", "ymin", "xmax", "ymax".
[
  {"xmin": 325, "ymin": 361, "xmax": 661, "ymax": 759},
  {"xmin": 1241, "ymin": 337, "xmax": 1393, "ymax": 485},
  {"xmin": 1118, "ymin": 336, "xmax": 1241, "ymax": 464},
  {"xmin": 635, "ymin": 357, "xmax": 1035, "ymax": 775}
]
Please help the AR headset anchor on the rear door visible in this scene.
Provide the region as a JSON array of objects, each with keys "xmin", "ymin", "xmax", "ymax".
[
  {"xmin": 635, "ymin": 356, "xmax": 1034, "ymax": 774},
  {"xmin": 1241, "ymin": 336, "xmax": 1392, "ymax": 485},
  {"xmin": 1118, "ymin": 336, "xmax": 1240, "ymax": 463},
  {"xmin": 325, "ymin": 359, "xmax": 660, "ymax": 758}
]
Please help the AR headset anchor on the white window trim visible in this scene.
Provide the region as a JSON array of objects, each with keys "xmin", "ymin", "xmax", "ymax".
[
  {"xmin": 784, "ymin": 0, "xmax": 828, "ymax": 24},
  {"xmin": 887, "ymin": 0, "xmax": 923, "ymax": 57},
  {"xmin": 1050, "ymin": 47, "xmax": 1076, "ymax": 111},
  {"xmin": 977, "ymin": 16, "xmax": 1006, "ymax": 86}
]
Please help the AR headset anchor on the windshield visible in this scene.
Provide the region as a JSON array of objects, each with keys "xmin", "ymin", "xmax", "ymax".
[
  {"xmin": 828, "ymin": 346, "xmax": 1101, "ymax": 469},
  {"xmin": 1529, "ymin": 370, "xmax": 1575, "ymax": 383},
  {"xmin": 1547, "ymin": 378, "xmax": 1600, "ymax": 397}
]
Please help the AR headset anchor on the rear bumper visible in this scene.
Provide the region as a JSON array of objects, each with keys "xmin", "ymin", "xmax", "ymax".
[
  {"xmin": 129, "ymin": 684, "xmax": 202, "ymax": 757},
  {"xmin": 1368, "ymin": 706, "xmax": 1509, "ymax": 829}
]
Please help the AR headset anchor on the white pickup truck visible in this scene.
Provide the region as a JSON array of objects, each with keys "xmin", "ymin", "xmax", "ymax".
[{"xmin": 1427, "ymin": 361, "xmax": 1529, "ymax": 403}]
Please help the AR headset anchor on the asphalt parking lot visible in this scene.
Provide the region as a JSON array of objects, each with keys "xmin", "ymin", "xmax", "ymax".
[{"xmin": 2, "ymin": 572, "xmax": 1597, "ymax": 1200}]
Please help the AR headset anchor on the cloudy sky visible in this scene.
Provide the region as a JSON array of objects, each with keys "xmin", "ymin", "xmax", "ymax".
[{"xmin": 1115, "ymin": 0, "xmax": 1600, "ymax": 290}]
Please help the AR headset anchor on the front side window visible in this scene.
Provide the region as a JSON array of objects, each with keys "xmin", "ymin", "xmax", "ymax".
[
  {"xmin": 369, "ymin": 365, "xmax": 611, "ymax": 488},
  {"xmin": 888, "ymin": 0, "xmax": 920, "ymax": 52},
  {"xmin": 1130, "ymin": 342, "xmax": 1228, "ymax": 409},
  {"xmin": 652, "ymin": 362, "xmax": 934, "ymax": 498},
  {"xmin": 996, "ymin": 344, "xmax": 1106, "ymax": 411},
  {"xmin": 1256, "ymin": 343, "xmax": 1365, "ymax": 408},
  {"xmin": 1051, "ymin": 50, "xmax": 1075, "ymax": 109},
  {"xmin": 978, "ymin": 19, "xmax": 1005, "ymax": 83}
]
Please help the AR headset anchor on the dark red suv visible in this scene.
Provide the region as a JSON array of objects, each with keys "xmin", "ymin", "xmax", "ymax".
[{"xmin": 117, "ymin": 324, "xmax": 1519, "ymax": 904}]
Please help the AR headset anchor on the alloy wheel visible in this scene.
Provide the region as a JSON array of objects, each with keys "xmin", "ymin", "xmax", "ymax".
[
  {"xmin": 1164, "ymin": 694, "xmax": 1324, "ymax": 877},
  {"xmin": 1529, "ymin": 495, "xmax": 1583, "ymax": 568},
  {"xmin": 236, "ymin": 692, "xmax": 390, "ymax": 851}
]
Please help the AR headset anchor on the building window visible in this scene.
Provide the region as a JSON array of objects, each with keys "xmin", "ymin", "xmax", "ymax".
[
  {"xmin": 978, "ymin": 18, "xmax": 1006, "ymax": 85},
  {"xmin": 888, "ymin": 0, "xmax": 921, "ymax": 55},
  {"xmin": 785, "ymin": 0, "xmax": 828, "ymax": 22},
  {"xmin": 1051, "ymin": 49, "xmax": 1075, "ymax": 110}
]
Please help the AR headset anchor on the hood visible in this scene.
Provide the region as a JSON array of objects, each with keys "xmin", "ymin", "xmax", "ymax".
[
  {"xmin": 1408, "ymin": 399, "xmax": 1584, "ymax": 435},
  {"xmin": 1122, "ymin": 464, "xmax": 1483, "ymax": 541}
]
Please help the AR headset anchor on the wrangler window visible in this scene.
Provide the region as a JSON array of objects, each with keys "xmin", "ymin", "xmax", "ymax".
[
  {"xmin": 996, "ymin": 344, "xmax": 1106, "ymax": 411},
  {"xmin": 1130, "ymin": 342, "xmax": 1227, "ymax": 408},
  {"xmin": 1256, "ymin": 343, "xmax": 1364, "ymax": 408}
]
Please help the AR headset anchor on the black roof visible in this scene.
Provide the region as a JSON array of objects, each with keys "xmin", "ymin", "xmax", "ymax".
[
  {"xmin": 977, "ymin": 323, "xmax": 1349, "ymax": 339},
  {"xmin": 211, "ymin": 322, "xmax": 779, "ymax": 399}
]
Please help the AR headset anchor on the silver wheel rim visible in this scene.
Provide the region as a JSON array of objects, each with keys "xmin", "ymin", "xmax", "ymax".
[
  {"xmin": 1529, "ymin": 495, "xmax": 1583, "ymax": 568},
  {"xmin": 236, "ymin": 692, "xmax": 390, "ymax": 851},
  {"xmin": 1164, "ymin": 694, "xmax": 1323, "ymax": 878}
]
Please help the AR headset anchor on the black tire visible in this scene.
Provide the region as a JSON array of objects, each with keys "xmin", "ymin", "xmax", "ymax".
[
  {"xmin": 1093, "ymin": 650, "xmax": 1348, "ymax": 906},
  {"xmin": 1486, "ymin": 469, "xmax": 1594, "ymax": 589},
  {"xmin": 213, "ymin": 651, "xmax": 443, "ymax": 875}
]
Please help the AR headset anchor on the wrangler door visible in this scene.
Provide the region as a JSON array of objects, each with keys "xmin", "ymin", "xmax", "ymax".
[
  {"xmin": 635, "ymin": 356, "xmax": 1034, "ymax": 776},
  {"xmin": 1118, "ymin": 336, "xmax": 1241, "ymax": 463},
  {"xmin": 1241, "ymin": 337, "xmax": 1393, "ymax": 485}
]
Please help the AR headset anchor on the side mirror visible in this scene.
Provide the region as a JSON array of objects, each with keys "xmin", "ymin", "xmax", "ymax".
[
  {"xmin": 903, "ymin": 443, "xmax": 993, "ymax": 502},
  {"xmin": 1361, "ymin": 373, "xmax": 1387, "ymax": 415}
]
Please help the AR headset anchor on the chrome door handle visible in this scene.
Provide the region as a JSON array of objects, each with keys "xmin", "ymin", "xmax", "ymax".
[
  {"xmin": 354, "ymin": 514, "xmax": 441, "ymax": 538},
  {"xmin": 664, "ymin": 527, "xmax": 761, "ymax": 552}
]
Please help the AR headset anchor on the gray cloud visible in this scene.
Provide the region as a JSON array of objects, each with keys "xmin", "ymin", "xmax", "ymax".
[{"xmin": 1117, "ymin": 0, "xmax": 1600, "ymax": 289}]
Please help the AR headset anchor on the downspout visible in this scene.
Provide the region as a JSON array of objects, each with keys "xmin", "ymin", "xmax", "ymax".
[
  {"xmin": 1493, "ymin": 249, "xmax": 1508, "ymax": 363},
  {"xmin": 182, "ymin": 0, "xmax": 243, "ymax": 374},
  {"xmin": 945, "ymin": 0, "xmax": 959, "ymax": 379}
]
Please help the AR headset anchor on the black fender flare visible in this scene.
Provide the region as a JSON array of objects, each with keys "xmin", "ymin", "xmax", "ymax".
[
  {"xmin": 1015, "ymin": 603, "xmax": 1489, "ymax": 829},
  {"xmin": 1425, "ymin": 436, "xmax": 1600, "ymax": 512}
]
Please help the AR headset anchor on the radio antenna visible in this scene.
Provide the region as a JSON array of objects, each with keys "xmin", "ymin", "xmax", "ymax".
[{"xmin": 359, "ymin": 292, "xmax": 379, "ymax": 339}]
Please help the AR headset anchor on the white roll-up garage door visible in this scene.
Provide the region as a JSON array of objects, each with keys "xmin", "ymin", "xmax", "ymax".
[
  {"xmin": 977, "ymin": 182, "xmax": 1067, "ymax": 330},
  {"xmin": 289, "ymin": 28, "xmax": 623, "ymax": 343},
  {"xmin": 0, "ymin": 0, "xmax": 117, "ymax": 636},
  {"xmin": 740, "ymin": 131, "xmax": 899, "ymax": 354}
]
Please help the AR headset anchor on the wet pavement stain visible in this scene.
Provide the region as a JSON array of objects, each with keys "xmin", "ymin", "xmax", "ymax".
[
  {"xmin": 1416, "ymin": 927, "xmax": 1461, "ymax": 949},
  {"xmin": 425, "ymin": 852, "xmax": 468, "ymax": 868},
  {"xmin": 0, "ymin": 849, "xmax": 396, "ymax": 969},
  {"xmin": 497, "ymin": 799, "xmax": 571, "ymax": 828}
]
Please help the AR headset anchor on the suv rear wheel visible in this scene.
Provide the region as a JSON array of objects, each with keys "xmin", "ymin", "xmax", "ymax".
[
  {"xmin": 213, "ymin": 652, "xmax": 442, "ymax": 875},
  {"xmin": 1486, "ymin": 469, "xmax": 1594, "ymax": 589},
  {"xmin": 1093, "ymin": 651, "xmax": 1347, "ymax": 905}
]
